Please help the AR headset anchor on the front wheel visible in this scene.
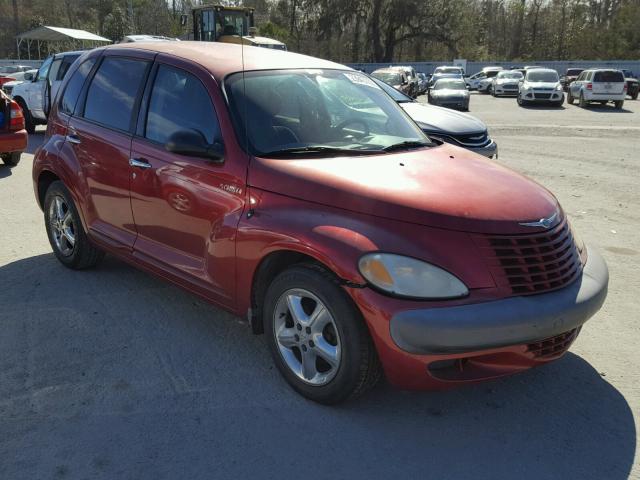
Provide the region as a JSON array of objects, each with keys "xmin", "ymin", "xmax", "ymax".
[
  {"xmin": 264, "ymin": 265, "xmax": 381, "ymax": 404},
  {"xmin": 44, "ymin": 181, "xmax": 104, "ymax": 269},
  {"xmin": 517, "ymin": 94, "xmax": 525, "ymax": 106},
  {"xmin": 632, "ymin": 91, "xmax": 638, "ymax": 100}
]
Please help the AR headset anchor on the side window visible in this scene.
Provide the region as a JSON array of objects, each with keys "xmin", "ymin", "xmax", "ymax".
[
  {"xmin": 35, "ymin": 56, "xmax": 53, "ymax": 82},
  {"xmin": 48, "ymin": 59, "xmax": 62, "ymax": 84},
  {"xmin": 60, "ymin": 58, "xmax": 97, "ymax": 116},
  {"xmin": 84, "ymin": 57, "xmax": 149, "ymax": 131},
  {"xmin": 145, "ymin": 65, "xmax": 220, "ymax": 145},
  {"xmin": 586, "ymin": 72, "xmax": 593, "ymax": 81},
  {"xmin": 57, "ymin": 55, "xmax": 80, "ymax": 81}
]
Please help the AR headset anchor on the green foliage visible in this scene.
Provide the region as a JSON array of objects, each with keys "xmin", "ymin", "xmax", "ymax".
[{"xmin": 1, "ymin": 0, "xmax": 639, "ymax": 60}]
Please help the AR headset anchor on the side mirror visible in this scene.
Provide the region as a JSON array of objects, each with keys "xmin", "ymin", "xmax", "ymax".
[
  {"xmin": 165, "ymin": 129, "xmax": 224, "ymax": 163},
  {"xmin": 24, "ymin": 72, "xmax": 34, "ymax": 81}
]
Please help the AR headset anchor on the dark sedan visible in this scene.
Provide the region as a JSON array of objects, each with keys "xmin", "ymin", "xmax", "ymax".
[
  {"xmin": 427, "ymin": 78, "xmax": 470, "ymax": 111},
  {"xmin": 371, "ymin": 76, "xmax": 496, "ymax": 158}
]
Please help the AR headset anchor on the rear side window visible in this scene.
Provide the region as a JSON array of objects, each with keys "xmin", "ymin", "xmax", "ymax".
[
  {"xmin": 145, "ymin": 65, "xmax": 219, "ymax": 145},
  {"xmin": 84, "ymin": 57, "xmax": 149, "ymax": 131},
  {"xmin": 593, "ymin": 71, "xmax": 624, "ymax": 83},
  {"xmin": 60, "ymin": 58, "xmax": 96, "ymax": 115},
  {"xmin": 57, "ymin": 55, "xmax": 80, "ymax": 81}
]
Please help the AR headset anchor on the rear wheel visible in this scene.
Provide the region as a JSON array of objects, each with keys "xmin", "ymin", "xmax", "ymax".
[
  {"xmin": 44, "ymin": 181, "xmax": 104, "ymax": 269},
  {"xmin": 1, "ymin": 152, "xmax": 20, "ymax": 166},
  {"xmin": 15, "ymin": 99, "xmax": 35, "ymax": 134},
  {"xmin": 632, "ymin": 91, "xmax": 638, "ymax": 100},
  {"xmin": 579, "ymin": 92, "xmax": 588, "ymax": 108},
  {"xmin": 264, "ymin": 264, "xmax": 381, "ymax": 404},
  {"xmin": 567, "ymin": 91, "xmax": 574, "ymax": 104},
  {"xmin": 614, "ymin": 100, "xmax": 624, "ymax": 109}
]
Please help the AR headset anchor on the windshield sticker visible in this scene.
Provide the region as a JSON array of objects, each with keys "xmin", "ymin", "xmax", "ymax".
[{"xmin": 343, "ymin": 72, "xmax": 377, "ymax": 88}]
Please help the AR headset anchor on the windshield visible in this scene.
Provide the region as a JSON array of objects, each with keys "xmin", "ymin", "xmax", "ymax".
[
  {"xmin": 371, "ymin": 71, "xmax": 402, "ymax": 85},
  {"xmin": 434, "ymin": 79, "xmax": 466, "ymax": 90},
  {"xmin": 566, "ymin": 69, "xmax": 583, "ymax": 76},
  {"xmin": 435, "ymin": 67, "xmax": 462, "ymax": 74},
  {"xmin": 226, "ymin": 69, "xmax": 428, "ymax": 156},
  {"xmin": 526, "ymin": 70, "xmax": 559, "ymax": 83},
  {"xmin": 497, "ymin": 71, "xmax": 522, "ymax": 79}
]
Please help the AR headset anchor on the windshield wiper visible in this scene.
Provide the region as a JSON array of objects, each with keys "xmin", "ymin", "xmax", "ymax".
[
  {"xmin": 382, "ymin": 140, "xmax": 431, "ymax": 152},
  {"xmin": 260, "ymin": 146, "xmax": 381, "ymax": 157}
]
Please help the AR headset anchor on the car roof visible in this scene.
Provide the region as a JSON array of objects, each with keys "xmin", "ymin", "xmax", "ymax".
[
  {"xmin": 103, "ymin": 41, "xmax": 349, "ymax": 81},
  {"xmin": 372, "ymin": 68, "xmax": 401, "ymax": 74},
  {"xmin": 526, "ymin": 68, "xmax": 557, "ymax": 73}
]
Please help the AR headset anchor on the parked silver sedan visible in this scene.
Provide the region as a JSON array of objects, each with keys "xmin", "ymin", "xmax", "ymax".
[{"xmin": 490, "ymin": 70, "xmax": 523, "ymax": 96}]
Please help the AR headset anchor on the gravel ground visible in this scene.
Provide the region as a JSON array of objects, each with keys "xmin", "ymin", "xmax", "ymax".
[{"xmin": 1, "ymin": 93, "xmax": 638, "ymax": 479}]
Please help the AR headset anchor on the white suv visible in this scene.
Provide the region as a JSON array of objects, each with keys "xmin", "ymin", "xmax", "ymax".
[
  {"xmin": 10, "ymin": 51, "xmax": 81, "ymax": 133},
  {"xmin": 517, "ymin": 68, "xmax": 564, "ymax": 107},
  {"xmin": 567, "ymin": 69, "xmax": 626, "ymax": 109}
]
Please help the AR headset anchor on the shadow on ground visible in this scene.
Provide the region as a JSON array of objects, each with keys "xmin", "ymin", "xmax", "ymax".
[{"xmin": 0, "ymin": 254, "xmax": 635, "ymax": 479}]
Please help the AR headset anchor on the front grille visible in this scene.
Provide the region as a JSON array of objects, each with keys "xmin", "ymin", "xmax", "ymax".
[
  {"xmin": 433, "ymin": 131, "xmax": 490, "ymax": 148},
  {"xmin": 502, "ymin": 84, "xmax": 518, "ymax": 90},
  {"xmin": 534, "ymin": 93, "xmax": 552, "ymax": 99},
  {"xmin": 527, "ymin": 328, "xmax": 580, "ymax": 359},
  {"xmin": 473, "ymin": 216, "xmax": 582, "ymax": 296}
]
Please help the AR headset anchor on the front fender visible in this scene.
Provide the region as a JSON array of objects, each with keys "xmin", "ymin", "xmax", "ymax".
[{"xmin": 234, "ymin": 188, "xmax": 495, "ymax": 317}]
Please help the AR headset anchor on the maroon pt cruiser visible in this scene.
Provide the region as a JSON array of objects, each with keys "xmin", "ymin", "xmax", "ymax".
[{"xmin": 33, "ymin": 43, "xmax": 608, "ymax": 404}]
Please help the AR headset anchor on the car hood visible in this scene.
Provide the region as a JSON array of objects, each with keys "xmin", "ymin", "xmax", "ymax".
[
  {"xmin": 248, "ymin": 144, "xmax": 559, "ymax": 234},
  {"xmin": 400, "ymin": 102, "xmax": 485, "ymax": 134}
]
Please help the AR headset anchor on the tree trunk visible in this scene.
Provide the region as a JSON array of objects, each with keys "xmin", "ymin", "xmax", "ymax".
[{"xmin": 12, "ymin": 0, "xmax": 19, "ymax": 57}]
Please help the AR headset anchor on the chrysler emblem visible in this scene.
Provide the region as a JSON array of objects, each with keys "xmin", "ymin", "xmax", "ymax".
[{"xmin": 519, "ymin": 212, "xmax": 558, "ymax": 229}]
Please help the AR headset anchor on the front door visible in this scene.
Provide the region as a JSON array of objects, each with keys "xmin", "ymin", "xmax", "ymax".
[
  {"xmin": 68, "ymin": 51, "xmax": 153, "ymax": 249},
  {"xmin": 28, "ymin": 55, "xmax": 52, "ymax": 121},
  {"xmin": 129, "ymin": 60, "xmax": 247, "ymax": 306}
]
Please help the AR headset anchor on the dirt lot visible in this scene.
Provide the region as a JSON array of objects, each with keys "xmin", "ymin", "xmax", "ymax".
[{"xmin": 1, "ymin": 93, "xmax": 638, "ymax": 479}]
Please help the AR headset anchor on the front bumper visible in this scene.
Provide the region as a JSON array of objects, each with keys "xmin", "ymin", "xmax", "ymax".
[
  {"xmin": 430, "ymin": 97, "xmax": 469, "ymax": 110},
  {"xmin": 468, "ymin": 140, "xmax": 498, "ymax": 159},
  {"xmin": 522, "ymin": 91, "xmax": 564, "ymax": 102},
  {"xmin": 390, "ymin": 246, "xmax": 608, "ymax": 355},
  {"xmin": 494, "ymin": 85, "xmax": 519, "ymax": 96}
]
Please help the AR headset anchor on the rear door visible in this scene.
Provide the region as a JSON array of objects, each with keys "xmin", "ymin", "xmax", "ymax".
[
  {"xmin": 67, "ymin": 49, "xmax": 153, "ymax": 249},
  {"xmin": 593, "ymin": 70, "xmax": 625, "ymax": 95},
  {"xmin": 128, "ymin": 57, "xmax": 247, "ymax": 305}
]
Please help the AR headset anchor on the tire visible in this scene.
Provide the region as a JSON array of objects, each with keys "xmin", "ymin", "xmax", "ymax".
[
  {"xmin": 263, "ymin": 264, "xmax": 381, "ymax": 404},
  {"xmin": 579, "ymin": 92, "xmax": 587, "ymax": 108},
  {"xmin": 614, "ymin": 100, "xmax": 624, "ymax": 109},
  {"xmin": 632, "ymin": 91, "xmax": 638, "ymax": 100},
  {"xmin": 15, "ymin": 98, "xmax": 35, "ymax": 134},
  {"xmin": 489, "ymin": 85, "xmax": 494, "ymax": 96},
  {"xmin": 517, "ymin": 94, "xmax": 526, "ymax": 106},
  {"xmin": 1, "ymin": 152, "xmax": 20, "ymax": 166},
  {"xmin": 567, "ymin": 91, "xmax": 574, "ymax": 105},
  {"xmin": 44, "ymin": 181, "xmax": 104, "ymax": 269}
]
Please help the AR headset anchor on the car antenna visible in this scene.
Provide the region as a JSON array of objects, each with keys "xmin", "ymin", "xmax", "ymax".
[{"xmin": 241, "ymin": 12, "xmax": 254, "ymax": 219}]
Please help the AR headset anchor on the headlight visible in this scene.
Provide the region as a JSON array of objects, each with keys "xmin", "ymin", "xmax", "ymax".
[
  {"xmin": 358, "ymin": 253, "xmax": 469, "ymax": 299},
  {"xmin": 555, "ymin": 84, "xmax": 563, "ymax": 91}
]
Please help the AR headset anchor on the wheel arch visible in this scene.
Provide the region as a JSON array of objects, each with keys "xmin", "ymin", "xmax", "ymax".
[
  {"xmin": 248, "ymin": 249, "xmax": 358, "ymax": 335},
  {"xmin": 37, "ymin": 170, "xmax": 60, "ymax": 210}
]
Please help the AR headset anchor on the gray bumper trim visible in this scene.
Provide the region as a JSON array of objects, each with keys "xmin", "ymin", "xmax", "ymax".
[{"xmin": 390, "ymin": 246, "xmax": 608, "ymax": 354}]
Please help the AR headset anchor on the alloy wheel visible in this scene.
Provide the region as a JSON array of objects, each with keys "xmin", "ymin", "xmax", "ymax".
[
  {"xmin": 48, "ymin": 195, "xmax": 76, "ymax": 256},
  {"xmin": 273, "ymin": 288, "xmax": 342, "ymax": 386}
]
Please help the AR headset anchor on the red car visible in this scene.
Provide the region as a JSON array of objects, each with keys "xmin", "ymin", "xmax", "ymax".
[
  {"xmin": 33, "ymin": 43, "xmax": 608, "ymax": 404},
  {"xmin": 0, "ymin": 90, "xmax": 27, "ymax": 166}
]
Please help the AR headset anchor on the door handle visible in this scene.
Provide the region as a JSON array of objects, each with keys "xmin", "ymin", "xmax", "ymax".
[
  {"xmin": 66, "ymin": 129, "xmax": 81, "ymax": 145},
  {"xmin": 129, "ymin": 158, "xmax": 152, "ymax": 169}
]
